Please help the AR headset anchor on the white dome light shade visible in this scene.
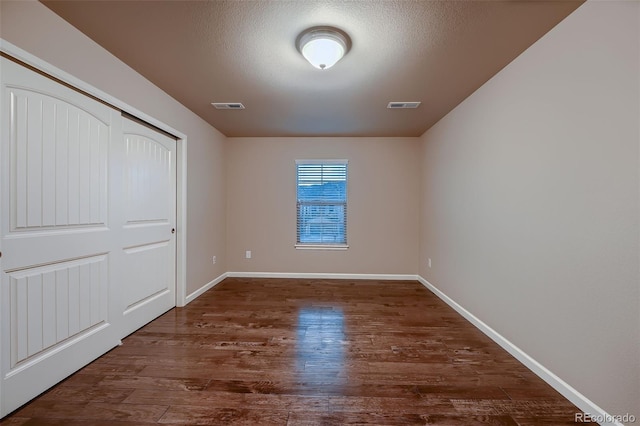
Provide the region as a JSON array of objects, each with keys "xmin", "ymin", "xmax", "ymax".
[
  {"xmin": 297, "ymin": 27, "xmax": 350, "ymax": 70},
  {"xmin": 302, "ymin": 38, "xmax": 344, "ymax": 69}
]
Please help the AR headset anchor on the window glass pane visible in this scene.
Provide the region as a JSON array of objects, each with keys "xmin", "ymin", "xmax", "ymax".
[{"xmin": 296, "ymin": 162, "xmax": 347, "ymax": 245}]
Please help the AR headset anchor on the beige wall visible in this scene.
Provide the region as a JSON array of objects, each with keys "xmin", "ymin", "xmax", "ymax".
[
  {"xmin": 0, "ymin": 1, "xmax": 227, "ymax": 296},
  {"xmin": 419, "ymin": 0, "xmax": 639, "ymax": 418},
  {"xmin": 226, "ymin": 137, "xmax": 420, "ymax": 274}
]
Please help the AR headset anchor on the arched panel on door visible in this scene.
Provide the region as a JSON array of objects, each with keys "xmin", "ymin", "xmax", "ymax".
[{"xmin": 0, "ymin": 57, "xmax": 121, "ymax": 417}]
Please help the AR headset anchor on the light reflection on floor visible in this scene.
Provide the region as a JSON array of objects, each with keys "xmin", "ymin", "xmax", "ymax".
[{"xmin": 296, "ymin": 307, "xmax": 346, "ymax": 388}]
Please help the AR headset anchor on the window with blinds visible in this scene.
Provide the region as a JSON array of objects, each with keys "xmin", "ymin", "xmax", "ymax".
[{"xmin": 296, "ymin": 160, "xmax": 348, "ymax": 247}]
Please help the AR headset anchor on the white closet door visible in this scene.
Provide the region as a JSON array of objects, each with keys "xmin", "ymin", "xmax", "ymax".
[
  {"xmin": 118, "ymin": 117, "xmax": 176, "ymax": 336},
  {"xmin": 0, "ymin": 57, "xmax": 121, "ymax": 416}
]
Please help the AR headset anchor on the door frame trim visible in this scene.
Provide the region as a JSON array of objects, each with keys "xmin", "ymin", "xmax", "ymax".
[{"xmin": 0, "ymin": 38, "xmax": 188, "ymax": 307}]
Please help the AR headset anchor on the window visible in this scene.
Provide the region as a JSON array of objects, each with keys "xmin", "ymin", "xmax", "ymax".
[{"xmin": 296, "ymin": 160, "xmax": 348, "ymax": 248}]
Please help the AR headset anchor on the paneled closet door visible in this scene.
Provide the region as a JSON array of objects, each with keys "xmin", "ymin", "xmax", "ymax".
[
  {"xmin": 0, "ymin": 57, "xmax": 122, "ymax": 416},
  {"xmin": 118, "ymin": 117, "xmax": 176, "ymax": 336}
]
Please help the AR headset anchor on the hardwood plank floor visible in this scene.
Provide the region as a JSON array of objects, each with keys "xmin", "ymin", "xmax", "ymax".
[{"xmin": 1, "ymin": 278, "xmax": 594, "ymax": 425}]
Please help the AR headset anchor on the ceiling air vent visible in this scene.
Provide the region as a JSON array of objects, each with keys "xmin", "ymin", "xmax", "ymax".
[
  {"xmin": 387, "ymin": 102, "xmax": 421, "ymax": 109},
  {"xmin": 211, "ymin": 103, "xmax": 245, "ymax": 110}
]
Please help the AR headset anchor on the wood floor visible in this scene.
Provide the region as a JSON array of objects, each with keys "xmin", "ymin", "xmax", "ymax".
[{"xmin": 2, "ymin": 278, "xmax": 592, "ymax": 425}]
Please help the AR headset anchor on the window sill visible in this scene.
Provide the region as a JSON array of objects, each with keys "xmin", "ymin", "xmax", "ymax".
[{"xmin": 295, "ymin": 244, "xmax": 349, "ymax": 250}]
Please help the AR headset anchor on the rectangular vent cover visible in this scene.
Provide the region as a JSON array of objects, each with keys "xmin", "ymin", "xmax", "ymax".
[
  {"xmin": 387, "ymin": 102, "xmax": 421, "ymax": 109},
  {"xmin": 212, "ymin": 103, "xmax": 245, "ymax": 110}
]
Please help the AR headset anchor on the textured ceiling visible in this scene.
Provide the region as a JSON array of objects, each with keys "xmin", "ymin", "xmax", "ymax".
[{"xmin": 42, "ymin": 0, "xmax": 583, "ymax": 137}]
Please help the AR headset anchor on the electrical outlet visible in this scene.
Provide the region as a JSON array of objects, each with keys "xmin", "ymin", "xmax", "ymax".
[
  {"xmin": 428, "ymin": 258, "xmax": 432, "ymax": 268},
  {"xmin": 245, "ymin": 250, "xmax": 252, "ymax": 259},
  {"xmin": 212, "ymin": 256, "xmax": 216, "ymax": 265}
]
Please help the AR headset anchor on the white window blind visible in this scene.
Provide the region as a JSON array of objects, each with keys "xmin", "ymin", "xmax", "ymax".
[{"xmin": 296, "ymin": 160, "xmax": 348, "ymax": 246}]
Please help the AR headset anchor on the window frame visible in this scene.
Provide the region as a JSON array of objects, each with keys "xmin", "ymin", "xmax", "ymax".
[{"xmin": 295, "ymin": 159, "xmax": 349, "ymax": 250}]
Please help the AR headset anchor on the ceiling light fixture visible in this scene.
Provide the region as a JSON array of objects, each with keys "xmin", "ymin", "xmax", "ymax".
[{"xmin": 296, "ymin": 26, "xmax": 351, "ymax": 70}]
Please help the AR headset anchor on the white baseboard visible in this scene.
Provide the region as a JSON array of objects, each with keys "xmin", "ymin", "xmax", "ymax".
[
  {"xmin": 417, "ymin": 276, "xmax": 623, "ymax": 426},
  {"xmin": 226, "ymin": 271, "xmax": 419, "ymax": 281},
  {"xmin": 184, "ymin": 273, "xmax": 228, "ymax": 305}
]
